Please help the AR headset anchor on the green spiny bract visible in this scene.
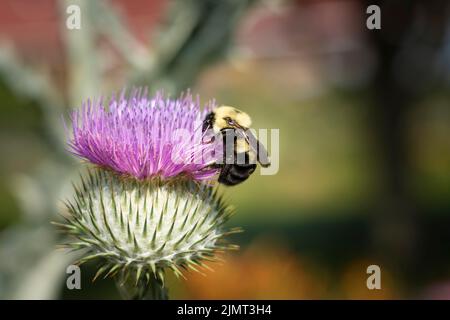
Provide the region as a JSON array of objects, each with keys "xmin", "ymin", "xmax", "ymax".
[{"xmin": 57, "ymin": 169, "xmax": 241, "ymax": 285}]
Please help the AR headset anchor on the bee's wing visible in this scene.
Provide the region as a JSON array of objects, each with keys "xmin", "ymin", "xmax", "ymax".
[{"xmin": 243, "ymin": 129, "xmax": 271, "ymax": 167}]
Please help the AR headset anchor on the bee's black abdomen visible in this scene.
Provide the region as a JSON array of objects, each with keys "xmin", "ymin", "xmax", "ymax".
[
  {"xmin": 218, "ymin": 163, "xmax": 256, "ymax": 186},
  {"xmin": 230, "ymin": 164, "xmax": 256, "ymax": 179}
]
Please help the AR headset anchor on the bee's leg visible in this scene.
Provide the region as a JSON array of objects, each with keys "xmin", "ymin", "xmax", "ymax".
[{"xmin": 202, "ymin": 136, "xmax": 216, "ymax": 144}]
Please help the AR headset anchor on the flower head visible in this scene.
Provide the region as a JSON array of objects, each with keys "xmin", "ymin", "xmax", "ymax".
[{"xmin": 69, "ymin": 89, "xmax": 218, "ymax": 181}]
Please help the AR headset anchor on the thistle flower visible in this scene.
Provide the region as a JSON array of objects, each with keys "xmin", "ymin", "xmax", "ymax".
[
  {"xmin": 69, "ymin": 89, "xmax": 218, "ymax": 181},
  {"xmin": 58, "ymin": 89, "xmax": 240, "ymax": 299}
]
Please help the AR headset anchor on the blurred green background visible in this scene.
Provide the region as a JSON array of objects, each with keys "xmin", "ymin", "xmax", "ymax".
[{"xmin": 0, "ymin": 0, "xmax": 450, "ymax": 299}]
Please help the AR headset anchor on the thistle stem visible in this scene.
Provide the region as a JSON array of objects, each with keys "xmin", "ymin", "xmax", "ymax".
[{"xmin": 116, "ymin": 270, "xmax": 168, "ymax": 300}]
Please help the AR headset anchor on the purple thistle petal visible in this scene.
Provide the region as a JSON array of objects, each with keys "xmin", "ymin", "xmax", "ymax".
[{"xmin": 68, "ymin": 89, "xmax": 219, "ymax": 181}]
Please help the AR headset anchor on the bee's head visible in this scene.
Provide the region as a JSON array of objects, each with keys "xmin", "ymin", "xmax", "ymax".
[{"xmin": 213, "ymin": 106, "xmax": 252, "ymax": 133}]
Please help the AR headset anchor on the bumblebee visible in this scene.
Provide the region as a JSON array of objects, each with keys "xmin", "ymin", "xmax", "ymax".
[{"xmin": 202, "ymin": 106, "xmax": 270, "ymax": 186}]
